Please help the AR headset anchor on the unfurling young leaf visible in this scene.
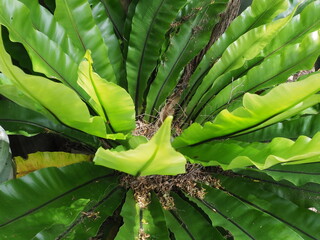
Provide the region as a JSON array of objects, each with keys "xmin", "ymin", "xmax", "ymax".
[{"xmin": 94, "ymin": 116, "xmax": 186, "ymax": 176}]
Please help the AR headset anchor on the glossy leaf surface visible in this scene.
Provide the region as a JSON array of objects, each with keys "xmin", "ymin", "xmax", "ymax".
[
  {"xmin": 0, "ymin": 0, "xmax": 319, "ymax": 239},
  {"xmin": 181, "ymin": 132, "xmax": 320, "ymax": 170},
  {"xmin": 246, "ymin": 162, "xmax": 320, "ymax": 186},
  {"xmin": 54, "ymin": 0, "xmax": 116, "ymax": 82},
  {"xmin": 89, "ymin": 0, "xmax": 126, "ymax": 86},
  {"xmin": 0, "ymin": 31, "xmax": 109, "ymax": 139},
  {"xmin": 234, "ymin": 114, "xmax": 320, "ymax": 142},
  {"xmin": 0, "ymin": 0, "xmax": 85, "ymax": 97},
  {"xmin": 181, "ymin": 0, "xmax": 289, "ymax": 106},
  {"xmin": 18, "ymin": 0, "xmax": 81, "ymax": 62},
  {"xmin": 174, "ymin": 73, "xmax": 320, "ymax": 148},
  {"xmin": 234, "ymin": 167, "xmax": 320, "ymax": 210},
  {"xmin": 77, "ymin": 51, "xmax": 135, "ymax": 133},
  {"xmin": 186, "ymin": 11, "xmax": 295, "ymax": 120},
  {"xmin": 0, "ymin": 162, "xmax": 124, "ymax": 239},
  {"xmin": 145, "ymin": 0, "xmax": 229, "ymax": 117},
  {"xmin": 99, "ymin": 0, "xmax": 126, "ymax": 38},
  {"xmin": 188, "ymin": 185, "xmax": 305, "ymax": 240},
  {"xmin": 216, "ymin": 175, "xmax": 320, "ymax": 239},
  {"xmin": 164, "ymin": 192, "xmax": 225, "ymax": 240},
  {"xmin": 126, "ymin": 0, "xmax": 187, "ymax": 110},
  {"xmin": 0, "ymin": 99, "xmax": 100, "ymax": 148},
  {"xmin": 197, "ymin": 30, "xmax": 320, "ymax": 123}
]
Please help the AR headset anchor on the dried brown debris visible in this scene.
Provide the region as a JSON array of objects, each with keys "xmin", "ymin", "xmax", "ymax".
[
  {"xmin": 138, "ymin": 229, "xmax": 151, "ymax": 240},
  {"xmin": 120, "ymin": 164, "xmax": 221, "ymax": 210},
  {"xmin": 133, "ymin": 118, "xmax": 158, "ymax": 139},
  {"xmin": 287, "ymin": 68, "xmax": 315, "ymax": 82}
]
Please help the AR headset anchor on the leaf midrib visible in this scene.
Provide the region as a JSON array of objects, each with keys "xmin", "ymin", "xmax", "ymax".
[
  {"xmin": 200, "ymin": 50, "xmax": 320, "ymax": 123},
  {"xmin": 0, "ymin": 14, "xmax": 77, "ymax": 93},
  {"xmin": 60, "ymin": 0, "xmax": 87, "ymax": 51},
  {"xmin": 199, "ymin": 198, "xmax": 256, "ymax": 240},
  {"xmin": 56, "ymin": 186, "xmax": 122, "ymax": 239},
  {"xmin": 0, "ymin": 173, "xmax": 115, "ymax": 227},
  {"xmin": 100, "ymin": 0, "xmax": 122, "ymax": 39},
  {"xmin": 135, "ymin": 144, "xmax": 160, "ymax": 176},
  {"xmin": 149, "ymin": 8, "xmax": 209, "ymax": 116},
  {"xmin": 135, "ymin": 0, "xmax": 166, "ymax": 108},
  {"xmin": 220, "ymin": 186, "xmax": 318, "ymax": 240},
  {"xmin": 169, "ymin": 210, "xmax": 196, "ymax": 240}
]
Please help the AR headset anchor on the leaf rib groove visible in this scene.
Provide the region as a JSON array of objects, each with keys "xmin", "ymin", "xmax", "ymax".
[
  {"xmin": 220, "ymin": 187, "xmax": 318, "ymax": 240},
  {"xmin": 100, "ymin": 0, "xmax": 122, "ymax": 39},
  {"xmin": 199, "ymin": 199, "xmax": 256, "ymax": 240},
  {"xmin": 265, "ymin": 168, "xmax": 320, "ymax": 176},
  {"xmin": 135, "ymin": 0, "xmax": 165, "ymax": 108},
  {"xmin": 56, "ymin": 186, "xmax": 122, "ymax": 240},
  {"xmin": 234, "ymin": 173, "xmax": 320, "ymax": 195},
  {"xmin": 169, "ymin": 210, "xmax": 196, "ymax": 240},
  {"xmin": 201, "ymin": 52, "xmax": 320, "ymax": 123},
  {"xmin": 0, "ymin": 173, "xmax": 115, "ymax": 228}
]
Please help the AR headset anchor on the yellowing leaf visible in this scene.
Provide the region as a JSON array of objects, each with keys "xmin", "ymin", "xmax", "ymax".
[{"xmin": 15, "ymin": 152, "xmax": 92, "ymax": 177}]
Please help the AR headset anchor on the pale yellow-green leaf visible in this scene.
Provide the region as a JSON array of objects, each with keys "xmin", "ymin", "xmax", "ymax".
[
  {"xmin": 77, "ymin": 51, "xmax": 135, "ymax": 133},
  {"xmin": 184, "ymin": 132, "xmax": 320, "ymax": 170},
  {"xmin": 174, "ymin": 73, "xmax": 320, "ymax": 148},
  {"xmin": 0, "ymin": 28, "xmax": 119, "ymax": 139},
  {"xmin": 94, "ymin": 116, "xmax": 186, "ymax": 176}
]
